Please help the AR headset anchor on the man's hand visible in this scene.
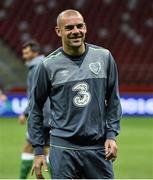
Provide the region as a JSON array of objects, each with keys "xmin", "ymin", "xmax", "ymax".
[
  {"xmin": 18, "ymin": 114, "xmax": 27, "ymax": 124},
  {"xmin": 105, "ymin": 139, "xmax": 117, "ymax": 161},
  {"xmin": 31, "ymin": 155, "xmax": 48, "ymax": 179}
]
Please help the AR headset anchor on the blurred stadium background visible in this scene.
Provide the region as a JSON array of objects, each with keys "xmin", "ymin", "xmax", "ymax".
[{"xmin": 0, "ymin": 0, "xmax": 153, "ymax": 179}]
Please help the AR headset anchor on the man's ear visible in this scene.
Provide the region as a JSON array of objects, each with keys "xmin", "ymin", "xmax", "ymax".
[
  {"xmin": 55, "ymin": 26, "xmax": 61, "ymax": 37},
  {"xmin": 84, "ymin": 23, "xmax": 87, "ymax": 33}
]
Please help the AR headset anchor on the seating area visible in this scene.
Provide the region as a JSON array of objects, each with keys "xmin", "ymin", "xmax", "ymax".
[{"xmin": 0, "ymin": 0, "xmax": 153, "ymax": 92}]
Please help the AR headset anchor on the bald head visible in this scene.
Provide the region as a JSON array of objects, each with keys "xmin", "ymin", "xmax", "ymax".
[
  {"xmin": 55, "ymin": 9, "xmax": 87, "ymax": 56},
  {"xmin": 57, "ymin": 9, "xmax": 84, "ymax": 27}
]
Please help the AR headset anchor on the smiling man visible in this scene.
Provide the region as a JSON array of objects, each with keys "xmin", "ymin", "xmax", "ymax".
[
  {"xmin": 28, "ymin": 9, "xmax": 122, "ymax": 179},
  {"xmin": 56, "ymin": 10, "xmax": 86, "ymax": 55}
]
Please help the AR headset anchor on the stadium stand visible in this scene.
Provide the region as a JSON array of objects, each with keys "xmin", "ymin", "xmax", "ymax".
[
  {"xmin": 0, "ymin": 0, "xmax": 153, "ymax": 92},
  {"xmin": 0, "ymin": 40, "xmax": 27, "ymax": 90}
]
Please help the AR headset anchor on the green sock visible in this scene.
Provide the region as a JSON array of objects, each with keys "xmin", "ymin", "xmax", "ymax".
[
  {"xmin": 19, "ymin": 153, "xmax": 34, "ymax": 179},
  {"xmin": 19, "ymin": 159, "xmax": 33, "ymax": 179}
]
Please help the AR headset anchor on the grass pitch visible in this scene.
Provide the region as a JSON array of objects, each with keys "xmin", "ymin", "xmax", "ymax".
[
  {"xmin": 114, "ymin": 117, "xmax": 153, "ymax": 178},
  {"xmin": 0, "ymin": 117, "xmax": 153, "ymax": 179}
]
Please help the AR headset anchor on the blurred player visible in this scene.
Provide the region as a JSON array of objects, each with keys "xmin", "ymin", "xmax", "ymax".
[
  {"xmin": 0, "ymin": 89, "xmax": 7, "ymax": 101},
  {"xmin": 18, "ymin": 40, "xmax": 51, "ymax": 179},
  {"xmin": 28, "ymin": 10, "xmax": 122, "ymax": 179}
]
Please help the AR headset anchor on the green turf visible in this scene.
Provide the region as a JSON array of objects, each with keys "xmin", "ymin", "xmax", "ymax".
[
  {"xmin": 114, "ymin": 117, "xmax": 153, "ymax": 178},
  {"xmin": 0, "ymin": 117, "xmax": 153, "ymax": 178},
  {"xmin": 0, "ymin": 117, "xmax": 50, "ymax": 179}
]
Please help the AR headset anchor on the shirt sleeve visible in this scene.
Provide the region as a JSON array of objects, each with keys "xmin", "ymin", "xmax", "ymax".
[
  {"xmin": 28, "ymin": 62, "xmax": 51, "ymax": 155},
  {"xmin": 23, "ymin": 66, "xmax": 38, "ymax": 117},
  {"xmin": 105, "ymin": 52, "xmax": 122, "ymax": 140}
]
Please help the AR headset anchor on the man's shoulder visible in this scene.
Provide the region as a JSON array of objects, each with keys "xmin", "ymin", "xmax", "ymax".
[
  {"xmin": 43, "ymin": 48, "xmax": 62, "ymax": 65},
  {"xmin": 87, "ymin": 43, "xmax": 110, "ymax": 55}
]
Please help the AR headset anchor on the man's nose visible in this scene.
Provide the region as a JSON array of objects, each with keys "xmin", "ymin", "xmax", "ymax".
[{"xmin": 72, "ymin": 26, "xmax": 80, "ymax": 33}]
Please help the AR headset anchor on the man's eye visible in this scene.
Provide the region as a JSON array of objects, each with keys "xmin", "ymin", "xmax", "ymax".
[
  {"xmin": 65, "ymin": 24, "xmax": 84, "ymax": 30},
  {"xmin": 65, "ymin": 25, "xmax": 74, "ymax": 30},
  {"xmin": 76, "ymin": 24, "xmax": 84, "ymax": 29}
]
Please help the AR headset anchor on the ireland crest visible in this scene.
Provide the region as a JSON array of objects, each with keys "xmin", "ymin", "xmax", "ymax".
[{"xmin": 89, "ymin": 62, "xmax": 101, "ymax": 75}]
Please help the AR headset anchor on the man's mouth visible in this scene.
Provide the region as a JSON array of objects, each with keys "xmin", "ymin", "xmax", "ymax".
[{"xmin": 69, "ymin": 36, "xmax": 82, "ymax": 39}]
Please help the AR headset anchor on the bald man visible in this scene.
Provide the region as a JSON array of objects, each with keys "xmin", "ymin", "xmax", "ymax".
[{"xmin": 28, "ymin": 9, "xmax": 122, "ymax": 179}]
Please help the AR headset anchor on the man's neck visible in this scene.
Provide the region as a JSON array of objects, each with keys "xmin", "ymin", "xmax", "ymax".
[{"xmin": 63, "ymin": 44, "xmax": 85, "ymax": 57}]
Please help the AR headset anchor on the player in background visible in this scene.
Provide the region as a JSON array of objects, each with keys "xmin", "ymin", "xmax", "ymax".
[
  {"xmin": 28, "ymin": 10, "xmax": 122, "ymax": 179},
  {"xmin": 0, "ymin": 89, "xmax": 7, "ymax": 101},
  {"xmin": 0, "ymin": 89, "xmax": 7, "ymax": 112},
  {"xmin": 18, "ymin": 40, "xmax": 51, "ymax": 179}
]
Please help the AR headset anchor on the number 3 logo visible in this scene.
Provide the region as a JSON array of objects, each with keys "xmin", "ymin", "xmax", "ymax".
[{"xmin": 72, "ymin": 82, "xmax": 91, "ymax": 107}]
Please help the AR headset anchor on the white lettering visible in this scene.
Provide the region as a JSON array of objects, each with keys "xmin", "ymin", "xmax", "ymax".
[
  {"xmin": 121, "ymin": 98, "xmax": 153, "ymax": 115},
  {"xmin": 12, "ymin": 98, "xmax": 28, "ymax": 114}
]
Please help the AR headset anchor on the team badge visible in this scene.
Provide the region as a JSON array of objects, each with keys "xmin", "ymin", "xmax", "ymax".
[{"xmin": 89, "ymin": 62, "xmax": 101, "ymax": 75}]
